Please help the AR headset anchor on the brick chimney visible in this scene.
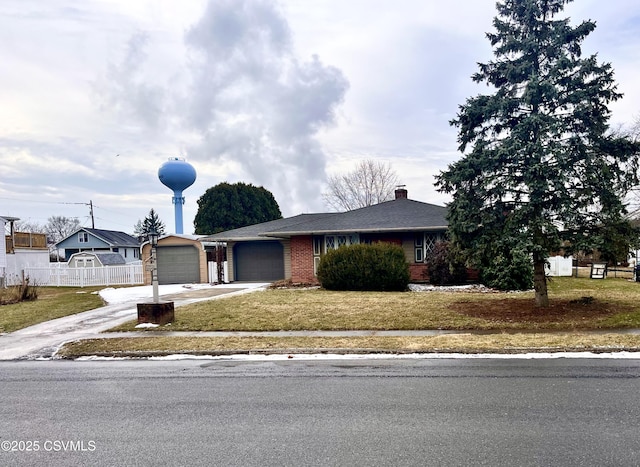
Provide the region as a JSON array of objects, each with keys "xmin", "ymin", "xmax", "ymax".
[{"xmin": 395, "ymin": 186, "xmax": 408, "ymax": 199}]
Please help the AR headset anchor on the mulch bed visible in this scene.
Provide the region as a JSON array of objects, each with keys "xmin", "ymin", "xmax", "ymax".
[{"xmin": 452, "ymin": 297, "xmax": 620, "ymax": 323}]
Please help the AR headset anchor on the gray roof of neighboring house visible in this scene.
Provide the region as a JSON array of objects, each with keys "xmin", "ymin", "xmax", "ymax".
[
  {"xmin": 69, "ymin": 252, "xmax": 126, "ymax": 265},
  {"xmin": 94, "ymin": 252, "xmax": 127, "ymax": 265},
  {"xmin": 56, "ymin": 228, "xmax": 140, "ymax": 248},
  {"xmin": 84, "ymin": 228, "xmax": 140, "ymax": 246},
  {"xmin": 204, "ymin": 198, "xmax": 448, "ymax": 241}
]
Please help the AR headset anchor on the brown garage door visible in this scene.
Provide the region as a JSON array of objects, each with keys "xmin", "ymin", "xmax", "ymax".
[
  {"xmin": 156, "ymin": 245, "xmax": 200, "ymax": 284},
  {"xmin": 234, "ymin": 241, "xmax": 284, "ymax": 281}
]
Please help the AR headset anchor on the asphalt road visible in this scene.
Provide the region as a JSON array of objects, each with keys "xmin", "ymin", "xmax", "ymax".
[{"xmin": 1, "ymin": 358, "xmax": 640, "ymax": 466}]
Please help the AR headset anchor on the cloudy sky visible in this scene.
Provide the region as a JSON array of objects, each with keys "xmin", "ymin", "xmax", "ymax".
[{"xmin": 2, "ymin": 0, "xmax": 639, "ymax": 235}]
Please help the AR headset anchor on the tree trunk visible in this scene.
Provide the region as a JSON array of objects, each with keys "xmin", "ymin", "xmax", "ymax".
[{"xmin": 533, "ymin": 256, "xmax": 549, "ymax": 308}]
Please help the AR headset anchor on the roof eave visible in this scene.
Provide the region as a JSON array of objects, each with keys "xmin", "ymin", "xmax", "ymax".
[
  {"xmin": 204, "ymin": 236, "xmax": 277, "ymax": 242},
  {"xmin": 261, "ymin": 226, "xmax": 448, "ymax": 237}
]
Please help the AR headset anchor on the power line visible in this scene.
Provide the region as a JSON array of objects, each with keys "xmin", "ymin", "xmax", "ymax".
[{"xmin": 0, "ymin": 196, "xmax": 89, "ymax": 205}]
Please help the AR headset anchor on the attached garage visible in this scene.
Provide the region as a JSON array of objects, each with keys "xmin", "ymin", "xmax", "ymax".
[
  {"xmin": 156, "ymin": 245, "xmax": 201, "ymax": 284},
  {"xmin": 234, "ymin": 241, "xmax": 284, "ymax": 281}
]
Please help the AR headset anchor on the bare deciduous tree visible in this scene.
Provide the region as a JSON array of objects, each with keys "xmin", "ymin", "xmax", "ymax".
[
  {"xmin": 13, "ymin": 220, "xmax": 44, "ymax": 233},
  {"xmin": 623, "ymin": 116, "xmax": 640, "ymax": 218},
  {"xmin": 322, "ymin": 160, "xmax": 400, "ymax": 211},
  {"xmin": 44, "ymin": 216, "xmax": 81, "ymax": 244}
]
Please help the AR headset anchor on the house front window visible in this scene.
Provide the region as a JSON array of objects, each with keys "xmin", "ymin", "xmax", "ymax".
[
  {"xmin": 78, "ymin": 232, "xmax": 88, "ymax": 243},
  {"xmin": 325, "ymin": 234, "xmax": 359, "ymax": 252},
  {"xmin": 313, "ymin": 237, "xmax": 322, "ymax": 256},
  {"xmin": 414, "ymin": 234, "xmax": 424, "ymax": 263},
  {"xmin": 325, "ymin": 236, "xmax": 336, "ymax": 251},
  {"xmin": 316, "ymin": 234, "xmax": 360, "ymax": 275},
  {"xmin": 415, "ymin": 232, "xmax": 443, "ymax": 262},
  {"xmin": 425, "ymin": 232, "xmax": 441, "ymax": 254},
  {"xmin": 313, "ymin": 236, "xmax": 323, "ymax": 275}
]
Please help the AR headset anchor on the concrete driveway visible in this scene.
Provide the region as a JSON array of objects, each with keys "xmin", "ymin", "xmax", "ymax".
[{"xmin": 0, "ymin": 282, "xmax": 269, "ymax": 360}]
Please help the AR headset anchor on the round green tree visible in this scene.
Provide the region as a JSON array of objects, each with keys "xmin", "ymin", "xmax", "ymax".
[{"xmin": 194, "ymin": 182, "xmax": 282, "ymax": 234}]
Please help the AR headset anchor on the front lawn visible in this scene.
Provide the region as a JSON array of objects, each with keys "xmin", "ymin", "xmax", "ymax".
[
  {"xmin": 109, "ymin": 277, "xmax": 640, "ymax": 332},
  {"xmin": 0, "ymin": 287, "xmax": 106, "ymax": 333}
]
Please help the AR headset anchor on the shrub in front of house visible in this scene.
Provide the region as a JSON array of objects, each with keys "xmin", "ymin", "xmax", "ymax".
[
  {"xmin": 425, "ymin": 241, "xmax": 468, "ymax": 285},
  {"xmin": 317, "ymin": 243, "xmax": 410, "ymax": 291},
  {"xmin": 480, "ymin": 246, "xmax": 534, "ymax": 291}
]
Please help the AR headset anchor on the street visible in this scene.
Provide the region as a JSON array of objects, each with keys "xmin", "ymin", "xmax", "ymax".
[{"xmin": 1, "ymin": 358, "xmax": 640, "ymax": 466}]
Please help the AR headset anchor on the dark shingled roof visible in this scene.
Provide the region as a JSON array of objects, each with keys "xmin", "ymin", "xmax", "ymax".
[
  {"xmin": 204, "ymin": 198, "xmax": 447, "ymax": 241},
  {"xmin": 94, "ymin": 252, "xmax": 126, "ymax": 265},
  {"xmin": 83, "ymin": 228, "xmax": 140, "ymax": 247},
  {"xmin": 203, "ymin": 214, "xmax": 337, "ymax": 241}
]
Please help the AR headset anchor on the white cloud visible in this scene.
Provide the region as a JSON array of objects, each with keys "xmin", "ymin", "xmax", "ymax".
[{"xmin": 1, "ymin": 0, "xmax": 639, "ymax": 232}]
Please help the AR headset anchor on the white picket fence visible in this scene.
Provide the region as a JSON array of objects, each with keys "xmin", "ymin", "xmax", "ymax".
[{"xmin": 12, "ymin": 263, "xmax": 144, "ymax": 287}]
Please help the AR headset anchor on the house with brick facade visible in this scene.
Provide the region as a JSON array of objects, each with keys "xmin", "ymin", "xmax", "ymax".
[{"xmin": 203, "ymin": 188, "xmax": 448, "ymax": 283}]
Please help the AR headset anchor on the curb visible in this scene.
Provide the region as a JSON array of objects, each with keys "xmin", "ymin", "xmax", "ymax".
[{"xmin": 55, "ymin": 346, "xmax": 640, "ymax": 360}]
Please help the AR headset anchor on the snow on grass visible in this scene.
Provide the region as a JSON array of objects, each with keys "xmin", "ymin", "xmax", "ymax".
[
  {"xmin": 98, "ymin": 283, "xmax": 270, "ymax": 304},
  {"xmin": 75, "ymin": 351, "xmax": 640, "ymax": 361},
  {"xmin": 135, "ymin": 323, "xmax": 160, "ymax": 329}
]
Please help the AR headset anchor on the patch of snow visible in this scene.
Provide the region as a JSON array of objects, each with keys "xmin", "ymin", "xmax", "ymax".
[
  {"xmin": 74, "ymin": 351, "xmax": 640, "ymax": 361},
  {"xmin": 98, "ymin": 282, "xmax": 269, "ymax": 304},
  {"xmin": 408, "ymin": 283, "xmax": 531, "ymax": 293},
  {"xmin": 135, "ymin": 323, "xmax": 160, "ymax": 329},
  {"xmin": 409, "ymin": 283, "xmax": 492, "ymax": 293},
  {"xmin": 148, "ymin": 352, "xmax": 640, "ymax": 361}
]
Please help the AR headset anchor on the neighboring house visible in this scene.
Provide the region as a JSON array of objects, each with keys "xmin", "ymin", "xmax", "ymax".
[
  {"xmin": 55, "ymin": 228, "xmax": 141, "ymax": 263},
  {"xmin": 67, "ymin": 252, "xmax": 127, "ymax": 268},
  {"xmin": 204, "ymin": 188, "xmax": 448, "ymax": 283},
  {"xmin": 2, "ymin": 215, "xmax": 50, "ymax": 286},
  {"xmin": 0, "ymin": 216, "xmax": 13, "ymax": 285},
  {"xmin": 140, "ymin": 234, "xmax": 210, "ymax": 285}
]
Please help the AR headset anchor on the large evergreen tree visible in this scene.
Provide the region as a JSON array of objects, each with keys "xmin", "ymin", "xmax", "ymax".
[
  {"xmin": 194, "ymin": 182, "xmax": 282, "ymax": 234},
  {"xmin": 436, "ymin": 0, "xmax": 640, "ymax": 307}
]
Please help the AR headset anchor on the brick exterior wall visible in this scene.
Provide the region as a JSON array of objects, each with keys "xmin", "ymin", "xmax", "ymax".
[
  {"xmin": 409, "ymin": 263, "xmax": 429, "ymax": 282},
  {"xmin": 288, "ymin": 233, "xmax": 477, "ymax": 285},
  {"xmin": 290, "ymin": 235, "xmax": 317, "ymax": 284}
]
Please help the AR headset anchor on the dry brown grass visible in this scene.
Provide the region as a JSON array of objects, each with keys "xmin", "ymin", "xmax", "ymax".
[
  {"xmin": 0, "ymin": 286, "xmax": 106, "ymax": 333},
  {"xmin": 59, "ymin": 277, "xmax": 640, "ymax": 358},
  {"xmin": 57, "ymin": 333, "xmax": 640, "ymax": 358},
  {"xmin": 108, "ymin": 277, "xmax": 640, "ymax": 333}
]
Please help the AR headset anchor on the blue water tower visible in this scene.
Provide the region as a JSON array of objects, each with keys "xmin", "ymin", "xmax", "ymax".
[{"xmin": 158, "ymin": 158, "xmax": 197, "ymax": 234}]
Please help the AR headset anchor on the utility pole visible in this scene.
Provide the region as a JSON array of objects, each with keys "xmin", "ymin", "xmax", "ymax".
[{"xmin": 89, "ymin": 200, "xmax": 95, "ymax": 228}]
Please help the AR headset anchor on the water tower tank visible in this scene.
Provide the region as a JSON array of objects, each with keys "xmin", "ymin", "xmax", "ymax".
[{"xmin": 158, "ymin": 158, "xmax": 197, "ymax": 234}]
